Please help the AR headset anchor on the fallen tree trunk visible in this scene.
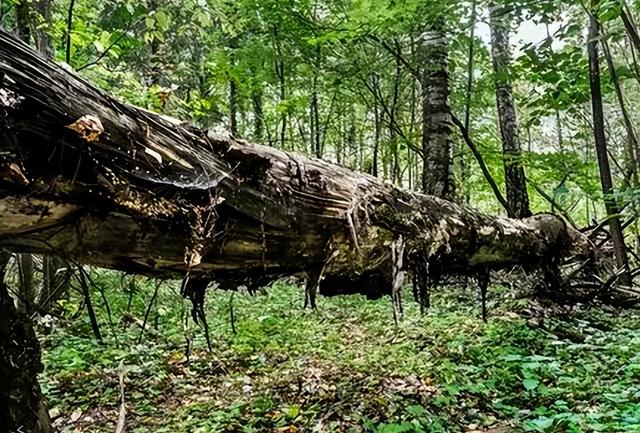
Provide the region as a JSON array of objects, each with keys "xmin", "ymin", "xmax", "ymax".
[{"xmin": 0, "ymin": 29, "xmax": 590, "ymax": 297}]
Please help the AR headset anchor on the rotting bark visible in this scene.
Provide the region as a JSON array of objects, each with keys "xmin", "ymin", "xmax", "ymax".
[
  {"xmin": 0, "ymin": 29, "xmax": 595, "ymax": 301},
  {"xmin": 0, "ymin": 252, "xmax": 53, "ymax": 433},
  {"xmin": 16, "ymin": 253, "xmax": 35, "ymax": 314}
]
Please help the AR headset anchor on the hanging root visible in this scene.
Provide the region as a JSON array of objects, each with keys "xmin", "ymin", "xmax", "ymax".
[
  {"xmin": 304, "ymin": 265, "xmax": 326, "ymax": 310},
  {"xmin": 410, "ymin": 252, "xmax": 431, "ymax": 314},
  {"xmin": 181, "ymin": 275, "xmax": 213, "ymax": 351},
  {"xmin": 229, "ymin": 292, "xmax": 236, "ymax": 334},
  {"xmin": 475, "ymin": 268, "xmax": 490, "ymax": 322},
  {"xmin": 391, "ymin": 236, "xmax": 405, "ymax": 325}
]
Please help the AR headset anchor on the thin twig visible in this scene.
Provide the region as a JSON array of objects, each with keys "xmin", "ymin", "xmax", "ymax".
[
  {"xmin": 75, "ymin": 265, "xmax": 103, "ymax": 344},
  {"xmin": 229, "ymin": 292, "xmax": 236, "ymax": 334},
  {"xmin": 137, "ymin": 279, "xmax": 160, "ymax": 344},
  {"xmin": 529, "ymin": 180, "xmax": 577, "ymax": 228},
  {"xmin": 451, "ymin": 114, "xmax": 511, "ymax": 215},
  {"xmin": 115, "ymin": 360, "xmax": 126, "ymax": 433}
]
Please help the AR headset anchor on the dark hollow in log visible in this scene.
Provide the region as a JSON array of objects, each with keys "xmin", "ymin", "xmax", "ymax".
[{"xmin": 0, "ymin": 29, "xmax": 590, "ymax": 298}]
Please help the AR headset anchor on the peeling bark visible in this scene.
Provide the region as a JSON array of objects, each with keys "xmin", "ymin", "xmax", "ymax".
[{"xmin": 0, "ymin": 253, "xmax": 52, "ymax": 433}]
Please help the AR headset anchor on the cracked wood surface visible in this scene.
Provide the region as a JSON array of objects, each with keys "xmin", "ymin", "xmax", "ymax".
[{"xmin": 0, "ymin": 29, "xmax": 589, "ymax": 295}]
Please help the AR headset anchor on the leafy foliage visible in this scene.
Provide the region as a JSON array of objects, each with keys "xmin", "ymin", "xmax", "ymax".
[
  {"xmin": 5, "ymin": 0, "xmax": 634, "ymax": 226},
  {"xmin": 40, "ymin": 273, "xmax": 640, "ymax": 432}
]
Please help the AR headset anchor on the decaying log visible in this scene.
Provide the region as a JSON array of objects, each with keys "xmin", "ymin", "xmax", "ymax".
[
  {"xmin": 0, "ymin": 253, "xmax": 52, "ymax": 433},
  {"xmin": 0, "ymin": 29, "xmax": 591, "ymax": 299}
]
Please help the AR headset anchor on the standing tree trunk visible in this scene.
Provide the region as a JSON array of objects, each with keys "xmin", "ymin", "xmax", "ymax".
[
  {"xmin": 40, "ymin": 255, "xmax": 70, "ymax": 314},
  {"xmin": 419, "ymin": 28, "xmax": 455, "ymax": 200},
  {"xmin": 602, "ymin": 39, "xmax": 640, "ymax": 186},
  {"xmin": 65, "ymin": 0, "xmax": 75, "ymax": 65},
  {"xmin": 310, "ymin": 77, "xmax": 319, "ymax": 157},
  {"xmin": 310, "ymin": 45, "xmax": 321, "ymax": 158},
  {"xmin": 15, "ymin": 0, "xmax": 31, "ymax": 44},
  {"xmin": 390, "ymin": 39, "xmax": 402, "ymax": 184},
  {"xmin": 35, "ymin": 0, "xmax": 54, "ymax": 59},
  {"xmin": 274, "ymin": 27, "xmax": 286, "ymax": 149},
  {"xmin": 460, "ymin": 0, "xmax": 477, "ymax": 204},
  {"xmin": 347, "ymin": 107, "xmax": 357, "ymax": 170},
  {"xmin": 228, "ymin": 75, "xmax": 238, "ymax": 136},
  {"xmin": 587, "ymin": 7, "xmax": 632, "ymax": 287},
  {"xmin": 489, "ymin": 4, "xmax": 531, "ymax": 218},
  {"xmin": 372, "ymin": 95, "xmax": 381, "ymax": 177},
  {"xmin": 16, "ymin": 254, "xmax": 35, "ymax": 315},
  {"xmin": 408, "ymin": 43, "xmax": 418, "ymax": 190},
  {"xmin": 252, "ymin": 88, "xmax": 263, "ymax": 142}
]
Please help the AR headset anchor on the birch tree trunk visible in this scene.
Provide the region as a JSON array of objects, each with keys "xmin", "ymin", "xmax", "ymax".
[{"xmin": 419, "ymin": 28, "xmax": 456, "ymax": 200}]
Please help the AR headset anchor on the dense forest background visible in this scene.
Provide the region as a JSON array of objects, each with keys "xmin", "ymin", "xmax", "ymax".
[
  {"xmin": 4, "ymin": 0, "xmax": 640, "ymax": 432},
  {"xmin": 4, "ymin": 0, "xmax": 632, "ymax": 223}
]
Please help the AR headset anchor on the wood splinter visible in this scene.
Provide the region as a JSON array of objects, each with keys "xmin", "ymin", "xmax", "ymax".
[{"xmin": 391, "ymin": 236, "xmax": 405, "ymax": 325}]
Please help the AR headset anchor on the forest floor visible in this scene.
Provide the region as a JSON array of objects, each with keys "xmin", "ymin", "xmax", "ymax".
[{"xmin": 39, "ymin": 273, "xmax": 640, "ymax": 433}]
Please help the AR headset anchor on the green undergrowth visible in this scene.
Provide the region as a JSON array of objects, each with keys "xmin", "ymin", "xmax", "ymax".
[{"xmin": 40, "ymin": 272, "xmax": 640, "ymax": 432}]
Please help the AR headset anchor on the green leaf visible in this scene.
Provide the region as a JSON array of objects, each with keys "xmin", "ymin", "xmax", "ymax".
[
  {"xmin": 523, "ymin": 378, "xmax": 539, "ymax": 391},
  {"xmin": 405, "ymin": 405, "xmax": 427, "ymax": 417},
  {"xmin": 597, "ymin": 0, "xmax": 621, "ymax": 22},
  {"xmin": 155, "ymin": 10, "xmax": 170, "ymax": 30},
  {"xmin": 285, "ymin": 404, "xmax": 300, "ymax": 419},
  {"xmin": 377, "ymin": 422, "xmax": 416, "ymax": 433},
  {"xmin": 93, "ymin": 40, "xmax": 104, "ymax": 53},
  {"xmin": 525, "ymin": 416, "xmax": 554, "ymax": 432}
]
